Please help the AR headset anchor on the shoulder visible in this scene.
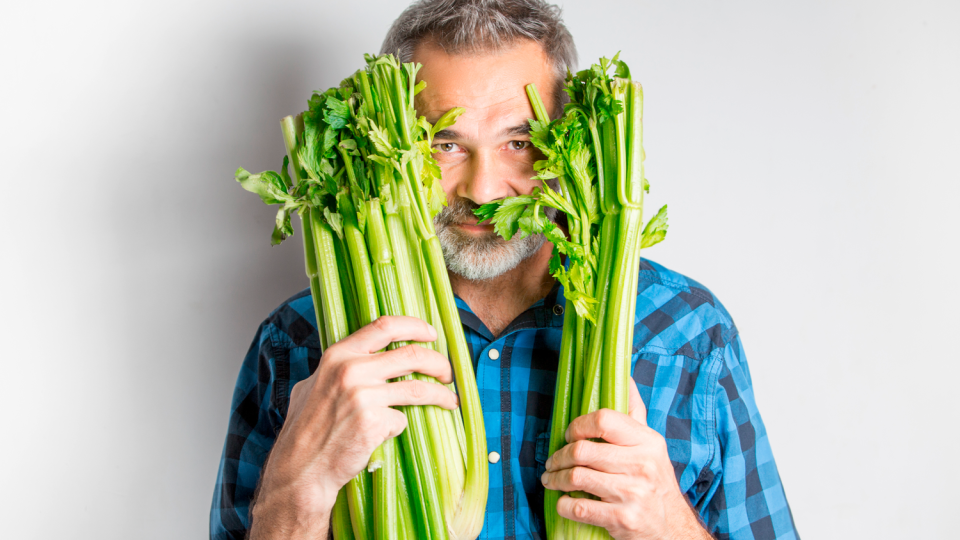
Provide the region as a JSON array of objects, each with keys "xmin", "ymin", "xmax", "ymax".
[
  {"xmin": 258, "ymin": 288, "xmax": 323, "ymax": 351},
  {"xmin": 633, "ymin": 258, "xmax": 739, "ymax": 361}
]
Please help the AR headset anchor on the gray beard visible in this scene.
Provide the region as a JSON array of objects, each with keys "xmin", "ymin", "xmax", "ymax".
[{"xmin": 434, "ymin": 197, "xmax": 550, "ymax": 281}]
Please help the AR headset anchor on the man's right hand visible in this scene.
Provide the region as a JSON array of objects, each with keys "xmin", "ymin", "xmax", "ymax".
[{"xmin": 249, "ymin": 316, "xmax": 459, "ymax": 539}]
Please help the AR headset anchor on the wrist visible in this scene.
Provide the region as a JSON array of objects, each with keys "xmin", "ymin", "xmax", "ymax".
[
  {"xmin": 665, "ymin": 491, "xmax": 710, "ymax": 540},
  {"xmin": 251, "ymin": 461, "xmax": 340, "ymax": 539},
  {"xmin": 250, "ymin": 482, "xmax": 336, "ymax": 539}
]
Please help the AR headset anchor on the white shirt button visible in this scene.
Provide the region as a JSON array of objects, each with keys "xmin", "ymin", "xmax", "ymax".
[
  {"xmin": 488, "ymin": 349, "xmax": 500, "ymax": 360},
  {"xmin": 488, "ymin": 451, "xmax": 501, "ymax": 464}
]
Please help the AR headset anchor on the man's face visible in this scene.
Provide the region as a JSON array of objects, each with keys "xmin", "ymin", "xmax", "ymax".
[{"xmin": 413, "ymin": 40, "xmax": 557, "ymax": 281}]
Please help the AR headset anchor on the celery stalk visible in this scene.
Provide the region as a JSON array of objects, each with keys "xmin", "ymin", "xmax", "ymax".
[
  {"xmin": 238, "ymin": 53, "xmax": 489, "ymax": 540},
  {"xmin": 477, "ymin": 55, "xmax": 669, "ymax": 540}
]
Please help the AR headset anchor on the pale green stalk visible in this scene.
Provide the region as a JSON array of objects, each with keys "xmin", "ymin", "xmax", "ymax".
[
  {"xmin": 366, "ymin": 199, "xmax": 447, "ymax": 540},
  {"xmin": 519, "ymin": 66, "xmax": 656, "ymax": 540},
  {"xmin": 579, "ymin": 213, "xmax": 618, "ymax": 416},
  {"xmin": 370, "ymin": 56, "xmax": 486, "ymax": 540},
  {"xmin": 544, "ymin": 302, "xmax": 577, "ymax": 539},
  {"xmin": 332, "ymin": 489, "xmax": 358, "ymax": 540},
  {"xmin": 283, "ymin": 116, "xmax": 369, "ymax": 537},
  {"xmin": 281, "ymin": 116, "xmax": 328, "ymax": 353}
]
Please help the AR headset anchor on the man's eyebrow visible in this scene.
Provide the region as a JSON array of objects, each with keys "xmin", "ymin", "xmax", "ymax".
[
  {"xmin": 431, "ymin": 123, "xmax": 531, "ymax": 141},
  {"xmin": 432, "ymin": 128, "xmax": 461, "ymax": 140},
  {"xmin": 503, "ymin": 123, "xmax": 532, "ymax": 137}
]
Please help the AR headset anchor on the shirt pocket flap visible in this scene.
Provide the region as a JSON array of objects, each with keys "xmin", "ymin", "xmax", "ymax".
[{"xmin": 535, "ymin": 431, "xmax": 551, "ymax": 465}]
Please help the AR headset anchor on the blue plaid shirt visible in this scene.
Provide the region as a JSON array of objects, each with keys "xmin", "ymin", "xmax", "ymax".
[{"xmin": 211, "ymin": 258, "xmax": 798, "ymax": 539}]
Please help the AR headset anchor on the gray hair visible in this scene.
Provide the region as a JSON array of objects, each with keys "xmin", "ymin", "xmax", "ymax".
[{"xmin": 380, "ymin": 0, "xmax": 578, "ymax": 114}]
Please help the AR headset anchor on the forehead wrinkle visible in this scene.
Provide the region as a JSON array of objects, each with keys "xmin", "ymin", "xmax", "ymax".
[{"xmin": 419, "ymin": 91, "xmax": 531, "ymax": 122}]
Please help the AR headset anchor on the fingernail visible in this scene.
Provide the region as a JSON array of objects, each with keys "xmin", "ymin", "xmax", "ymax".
[
  {"xmin": 428, "ymin": 324, "xmax": 438, "ymax": 340},
  {"xmin": 541, "ymin": 472, "xmax": 549, "ymax": 486},
  {"xmin": 544, "ymin": 457, "xmax": 553, "ymax": 470}
]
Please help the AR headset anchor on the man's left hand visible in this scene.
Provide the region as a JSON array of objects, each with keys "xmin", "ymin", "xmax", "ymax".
[{"xmin": 540, "ymin": 382, "xmax": 711, "ymax": 540}]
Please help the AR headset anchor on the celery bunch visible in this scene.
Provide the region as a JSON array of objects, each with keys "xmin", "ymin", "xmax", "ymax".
[
  {"xmin": 236, "ymin": 54, "xmax": 488, "ymax": 540},
  {"xmin": 474, "ymin": 55, "xmax": 668, "ymax": 540}
]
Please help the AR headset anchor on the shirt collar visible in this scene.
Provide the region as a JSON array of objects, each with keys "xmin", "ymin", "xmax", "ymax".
[{"xmin": 455, "ymin": 280, "xmax": 566, "ymax": 341}]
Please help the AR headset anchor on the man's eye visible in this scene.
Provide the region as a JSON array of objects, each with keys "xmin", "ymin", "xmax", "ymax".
[
  {"xmin": 509, "ymin": 141, "xmax": 530, "ymax": 151},
  {"xmin": 436, "ymin": 142, "xmax": 460, "ymax": 153}
]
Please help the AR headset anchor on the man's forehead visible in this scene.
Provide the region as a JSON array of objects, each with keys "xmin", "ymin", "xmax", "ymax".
[{"xmin": 412, "ymin": 40, "xmax": 555, "ymax": 122}]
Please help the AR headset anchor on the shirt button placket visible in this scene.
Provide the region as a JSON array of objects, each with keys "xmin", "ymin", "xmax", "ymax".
[{"xmin": 481, "ymin": 343, "xmax": 504, "ymax": 540}]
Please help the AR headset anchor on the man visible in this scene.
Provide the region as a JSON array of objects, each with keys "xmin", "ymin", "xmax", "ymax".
[{"xmin": 211, "ymin": 1, "xmax": 799, "ymax": 539}]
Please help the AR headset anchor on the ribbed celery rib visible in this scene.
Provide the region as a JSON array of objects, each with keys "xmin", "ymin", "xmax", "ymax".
[{"xmin": 237, "ymin": 55, "xmax": 487, "ymax": 540}]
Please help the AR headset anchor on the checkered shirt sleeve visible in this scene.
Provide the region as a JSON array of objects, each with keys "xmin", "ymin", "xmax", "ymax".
[
  {"xmin": 632, "ymin": 260, "xmax": 798, "ymax": 539},
  {"xmin": 703, "ymin": 335, "xmax": 797, "ymax": 539},
  {"xmin": 210, "ymin": 290, "xmax": 320, "ymax": 540}
]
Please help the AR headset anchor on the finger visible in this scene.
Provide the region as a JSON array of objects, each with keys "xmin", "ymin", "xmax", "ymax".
[
  {"xmin": 541, "ymin": 467, "xmax": 625, "ymax": 502},
  {"xmin": 566, "ymin": 408, "xmax": 644, "ymax": 446},
  {"xmin": 381, "ymin": 407, "xmax": 409, "ymax": 440},
  {"xmin": 545, "ymin": 439, "xmax": 630, "ymax": 474},
  {"xmin": 555, "ymin": 494, "xmax": 618, "ymax": 529},
  {"xmin": 342, "ymin": 316, "xmax": 438, "ymax": 354},
  {"xmin": 368, "ymin": 344, "xmax": 454, "ymax": 384},
  {"xmin": 628, "ymin": 380, "xmax": 648, "ymax": 427},
  {"xmin": 382, "ymin": 379, "xmax": 459, "ymax": 410}
]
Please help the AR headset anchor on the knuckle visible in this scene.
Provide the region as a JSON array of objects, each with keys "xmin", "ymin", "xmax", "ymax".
[
  {"xmin": 397, "ymin": 411, "xmax": 410, "ymax": 435},
  {"xmin": 570, "ymin": 440, "xmax": 591, "ymax": 463},
  {"xmin": 633, "ymin": 478, "xmax": 654, "ymax": 500},
  {"xmin": 569, "ymin": 466, "xmax": 588, "ymax": 488},
  {"xmin": 406, "ymin": 380, "xmax": 429, "ymax": 400},
  {"xmin": 357, "ymin": 408, "xmax": 380, "ymax": 430},
  {"xmin": 402, "ymin": 344, "xmax": 423, "ymax": 363},
  {"xmin": 387, "ymin": 408, "xmax": 408, "ymax": 431},
  {"xmin": 339, "ymin": 363, "xmax": 361, "ymax": 387},
  {"xmin": 624, "ymin": 481, "xmax": 645, "ymax": 502},
  {"xmin": 655, "ymin": 435, "xmax": 670, "ymax": 454},
  {"xmin": 372, "ymin": 316, "xmax": 394, "ymax": 334},
  {"xmin": 344, "ymin": 386, "xmax": 366, "ymax": 408},
  {"xmin": 617, "ymin": 508, "xmax": 640, "ymax": 531},
  {"xmin": 573, "ymin": 499, "xmax": 591, "ymax": 520},
  {"xmin": 596, "ymin": 408, "xmax": 615, "ymax": 427}
]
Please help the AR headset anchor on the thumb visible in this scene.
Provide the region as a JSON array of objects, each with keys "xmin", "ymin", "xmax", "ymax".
[{"xmin": 627, "ymin": 380, "xmax": 648, "ymax": 426}]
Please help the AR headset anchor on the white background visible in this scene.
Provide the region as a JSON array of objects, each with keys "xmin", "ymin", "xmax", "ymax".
[{"xmin": 1, "ymin": 0, "xmax": 958, "ymax": 538}]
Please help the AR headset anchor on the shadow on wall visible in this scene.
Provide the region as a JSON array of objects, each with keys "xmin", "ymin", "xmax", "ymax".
[{"xmin": 105, "ymin": 33, "xmax": 341, "ymax": 520}]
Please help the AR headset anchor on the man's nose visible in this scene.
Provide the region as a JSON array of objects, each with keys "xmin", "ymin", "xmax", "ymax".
[{"xmin": 457, "ymin": 149, "xmax": 510, "ymax": 205}]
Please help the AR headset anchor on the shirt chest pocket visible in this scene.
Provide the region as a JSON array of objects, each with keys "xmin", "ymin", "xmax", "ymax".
[
  {"xmin": 535, "ymin": 430, "xmax": 551, "ymax": 470},
  {"xmin": 531, "ymin": 431, "xmax": 551, "ymax": 533}
]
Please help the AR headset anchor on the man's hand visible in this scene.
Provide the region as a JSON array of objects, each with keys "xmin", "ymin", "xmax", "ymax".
[
  {"xmin": 541, "ymin": 382, "xmax": 711, "ymax": 540},
  {"xmin": 249, "ymin": 316, "xmax": 459, "ymax": 540}
]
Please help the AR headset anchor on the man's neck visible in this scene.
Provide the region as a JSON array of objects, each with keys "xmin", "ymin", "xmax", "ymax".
[{"xmin": 448, "ymin": 242, "xmax": 556, "ymax": 338}]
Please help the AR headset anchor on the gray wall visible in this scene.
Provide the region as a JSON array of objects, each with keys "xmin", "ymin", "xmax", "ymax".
[{"xmin": 1, "ymin": 0, "xmax": 957, "ymax": 538}]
